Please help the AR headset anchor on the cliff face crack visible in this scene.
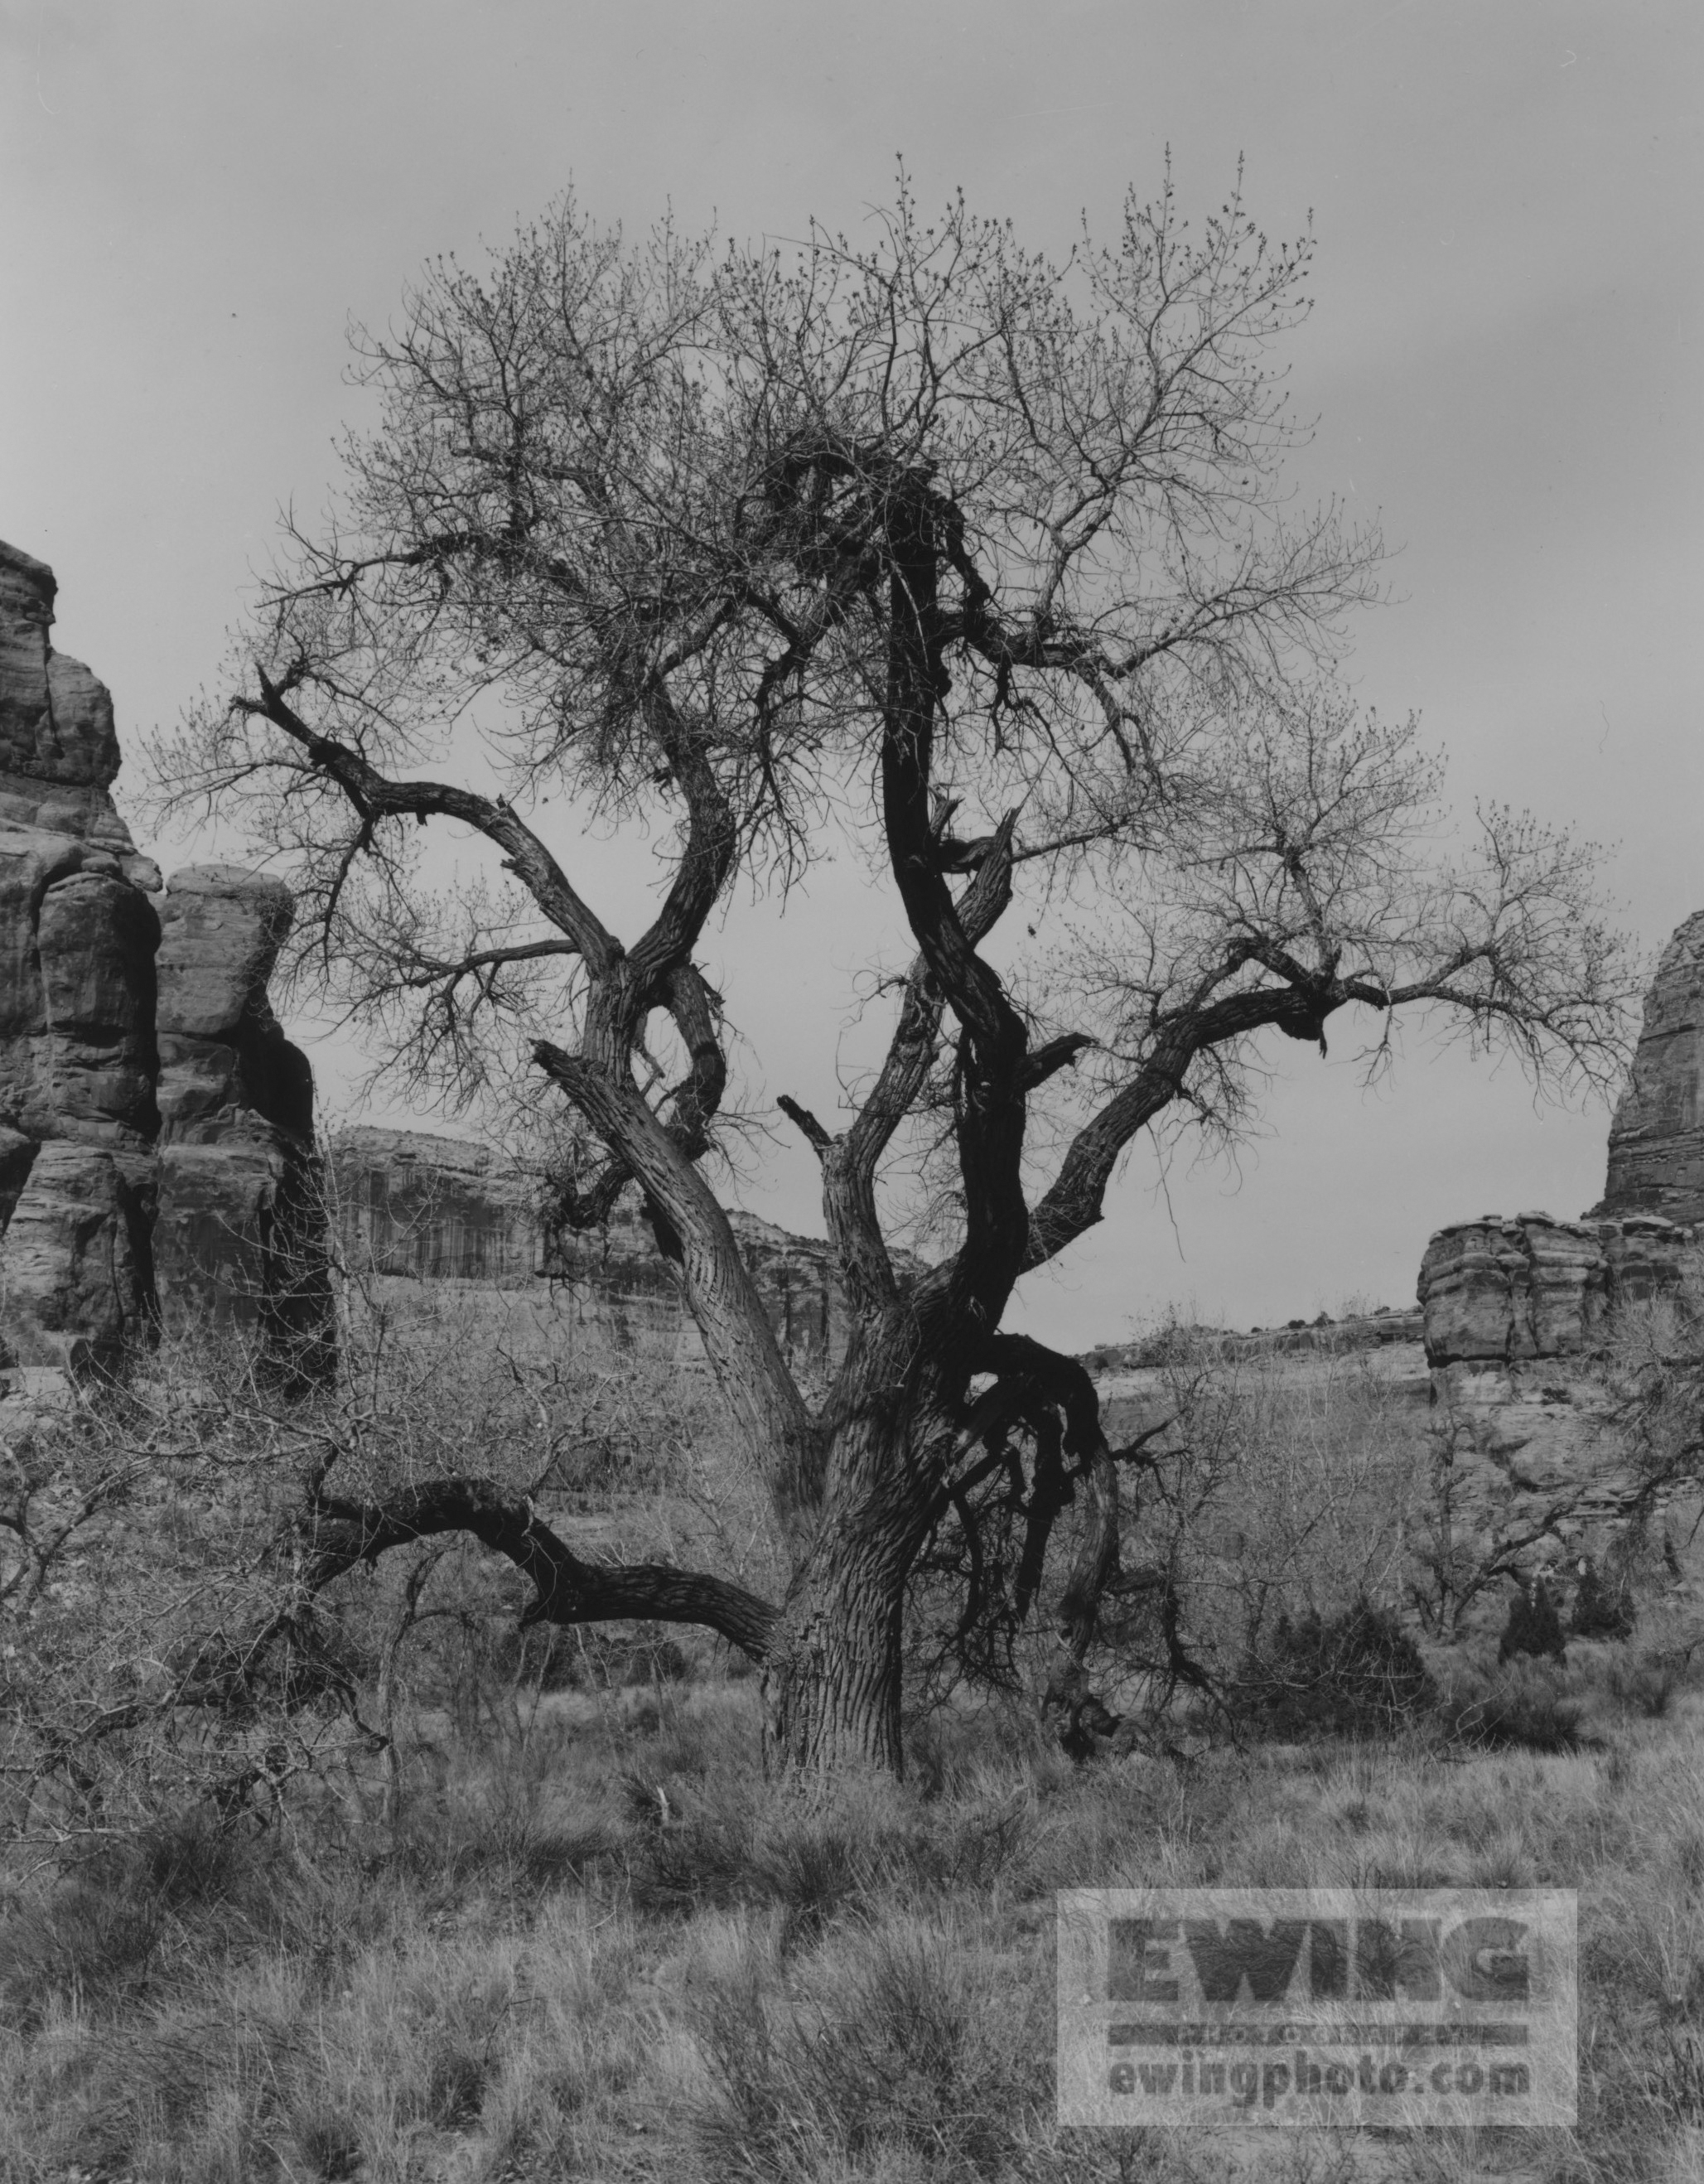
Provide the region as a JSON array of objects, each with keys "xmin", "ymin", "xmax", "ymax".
[{"xmin": 1505, "ymin": 1220, "xmax": 1538, "ymax": 1368}]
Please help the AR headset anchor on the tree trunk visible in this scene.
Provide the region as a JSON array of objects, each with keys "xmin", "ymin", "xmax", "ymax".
[
  {"xmin": 760, "ymin": 1447, "xmax": 929, "ymax": 1776},
  {"xmin": 762, "ymin": 1557, "xmax": 905, "ymax": 1776}
]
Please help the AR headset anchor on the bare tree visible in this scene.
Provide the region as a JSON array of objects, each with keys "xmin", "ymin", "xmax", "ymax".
[{"xmin": 152, "ymin": 175, "xmax": 1634, "ymax": 1773}]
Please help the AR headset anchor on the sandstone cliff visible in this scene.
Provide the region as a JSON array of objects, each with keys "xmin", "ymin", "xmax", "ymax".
[
  {"xmin": 331, "ymin": 1125, "xmax": 846, "ymax": 1376},
  {"xmin": 0, "ymin": 543, "xmax": 161, "ymax": 884},
  {"xmin": 153, "ymin": 867, "xmax": 327, "ymax": 1360},
  {"xmin": 1414, "ymin": 1210, "xmax": 1695, "ymax": 1634},
  {"xmin": 1404, "ymin": 903, "xmax": 1704, "ymax": 1624},
  {"xmin": 0, "ymin": 542, "xmax": 162, "ymax": 1369},
  {"xmin": 1592, "ymin": 911, "xmax": 1704, "ymax": 1226},
  {"xmin": 0, "ymin": 543, "xmax": 326, "ymax": 1373},
  {"xmin": 332, "ymin": 1128, "xmax": 535, "ymax": 1284},
  {"xmin": 1416, "ymin": 1210, "xmax": 1688, "ymax": 1367}
]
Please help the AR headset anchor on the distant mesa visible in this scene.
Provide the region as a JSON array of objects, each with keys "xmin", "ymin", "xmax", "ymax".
[{"xmin": 331, "ymin": 1123, "xmax": 849, "ymax": 1376}]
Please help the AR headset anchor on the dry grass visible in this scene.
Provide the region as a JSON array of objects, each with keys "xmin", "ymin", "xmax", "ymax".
[
  {"xmin": 7, "ymin": 1294, "xmax": 1704, "ymax": 2177},
  {"xmin": 0, "ymin": 1275, "xmax": 774, "ymax": 1858},
  {"xmin": 4, "ymin": 1669, "xmax": 1704, "ymax": 2182}
]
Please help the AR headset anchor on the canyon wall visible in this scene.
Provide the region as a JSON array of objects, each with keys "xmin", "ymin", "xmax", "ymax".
[
  {"xmin": 0, "ymin": 542, "xmax": 324, "ymax": 1374},
  {"xmin": 331, "ymin": 1124, "xmax": 846, "ymax": 1377},
  {"xmin": 332, "ymin": 1128, "xmax": 535, "ymax": 1284}
]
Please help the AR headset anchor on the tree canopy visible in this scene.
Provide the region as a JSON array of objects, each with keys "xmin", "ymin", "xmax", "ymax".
[{"xmin": 154, "ymin": 174, "xmax": 1634, "ymax": 1771}]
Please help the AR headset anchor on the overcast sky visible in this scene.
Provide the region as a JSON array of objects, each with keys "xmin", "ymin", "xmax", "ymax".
[{"xmin": 3, "ymin": 0, "xmax": 1699, "ymax": 1347}]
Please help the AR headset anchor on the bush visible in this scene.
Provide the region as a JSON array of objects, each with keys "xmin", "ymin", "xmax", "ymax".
[
  {"xmin": 1609, "ymin": 1658, "xmax": 1681, "ymax": 1719},
  {"xmin": 1241, "ymin": 1598, "xmax": 1434, "ymax": 1738},
  {"xmin": 1571, "ymin": 1556, "xmax": 1637, "ymax": 1640},
  {"xmin": 687, "ymin": 1914, "xmax": 1043, "ymax": 2179},
  {"xmin": 1090, "ymin": 1337, "xmax": 1429, "ymax": 1723},
  {"xmin": 1436, "ymin": 1656, "xmax": 1588, "ymax": 1752},
  {"xmin": 1498, "ymin": 1573, "xmax": 1567, "ymax": 1665},
  {"xmin": 0, "ymin": 1275, "xmax": 748, "ymax": 1874},
  {"xmin": 0, "ymin": 1810, "xmax": 307, "ymax": 2030},
  {"xmin": 1597, "ymin": 1636, "xmax": 1700, "ymax": 1721}
]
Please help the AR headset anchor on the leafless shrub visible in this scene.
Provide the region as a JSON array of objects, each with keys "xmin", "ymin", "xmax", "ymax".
[
  {"xmin": 907, "ymin": 1326, "xmax": 1429, "ymax": 1744},
  {"xmin": 0, "ymin": 1270, "xmax": 731, "ymax": 1869}
]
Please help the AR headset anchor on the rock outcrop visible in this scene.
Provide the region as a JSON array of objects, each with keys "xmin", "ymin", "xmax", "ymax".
[
  {"xmin": 331, "ymin": 1125, "xmax": 847, "ymax": 1376},
  {"xmin": 332, "ymin": 1128, "xmax": 535, "ymax": 1284},
  {"xmin": 0, "ymin": 542, "xmax": 326, "ymax": 1374},
  {"xmin": 1416, "ymin": 1211, "xmax": 1690, "ymax": 1367},
  {"xmin": 0, "ymin": 542, "xmax": 162, "ymax": 1369},
  {"xmin": 1592, "ymin": 911, "xmax": 1704, "ymax": 1226},
  {"xmin": 1411, "ymin": 907, "xmax": 1704, "ymax": 1631},
  {"xmin": 0, "ymin": 543, "xmax": 161, "ymax": 882},
  {"xmin": 1415, "ymin": 1211, "xmax": 1696, "ymax": 1636},
  {"xmin": 153, "ymin": 867, "xmax": 326, "ymax": 1357}
]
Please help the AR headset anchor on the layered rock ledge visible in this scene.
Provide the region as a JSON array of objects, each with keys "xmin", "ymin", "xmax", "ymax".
[{"xmin": 1417, "ymin": 1210, "xmax": 1690, "ymax": 1367}]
